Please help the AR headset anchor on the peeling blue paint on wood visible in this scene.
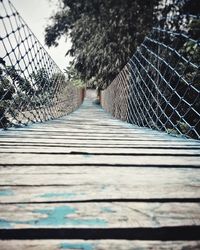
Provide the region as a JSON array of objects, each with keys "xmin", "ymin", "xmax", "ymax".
[
  {"xmin": 28, "ymin": 206, "xmax": 107, "ymax": 226},
  {"xmin": 29, "ymin": 206, "xmax": 76, "ymax": 226},
  {"xmin": 59, "ymin": 242, "xmax": 93, "ymax": 250},
  {"xmin": 17, "ymin": 204, "xmax": 27, "ymax": 209},
  {"xmin": 83, "ymin": 154, "xmax": 92, "ymax": 158},
  {"xmin": 0, "ymin": 219, "xmax": 11, "ymax": 228},
  {"xmin": 38, "ymin": 193, "xmax": 76, "ymax": 199},
  {"xmin": 0, "ymin": 189, "xmax": 14, "ymax": 196},
  {"xmin": 101, "ymin": 207, "xmax": 114, "ymax": 213},
  {"xmin": 101, "ymin": 185, "xmax": 108, "ymax": 190},
  {"xmin": 0, "ymin": 205, "xmax": 107, "ymax": 228}
]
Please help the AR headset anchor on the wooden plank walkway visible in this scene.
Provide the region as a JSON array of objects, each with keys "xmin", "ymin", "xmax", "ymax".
[{"xmin": 0, "ymin": 90, "xmax": 200, "ymax": 249}]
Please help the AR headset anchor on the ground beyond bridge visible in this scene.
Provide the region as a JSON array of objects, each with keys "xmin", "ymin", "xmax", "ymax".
[{"xmin": 0, "ymin": 90, "xmax": 200, "ymax": 249}]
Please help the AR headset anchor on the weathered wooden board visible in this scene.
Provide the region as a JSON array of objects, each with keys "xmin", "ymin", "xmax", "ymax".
[
  {"xmin": 1, "ymin": 240, "xmax": 200, "ymax": 250},
  {"xmin": 0, "ymin": 182, "xmax": 200, "ymax": 203},
  {"xmin": 1, "ymin": 143, "xmax": 200, "ymax": 149},
  {"xmin": 0, "ymin": 167, "xmax": 199, "ymax": 201},
  {"xmin": 0, "ymin": 126, "xmax": 166, "ymax": 132},
  {"xmin": 0, "ymin": 165, "xmax": 199, "ymax": 184},
  {"xmin": 1, "ymin": 134, "xmax": 189, "ymax": 141},
  {"xmin": 0, "ymin": 153, "xmax": 199, "ymax": 166},
  {"xmin": 0, "ymin": 147, "xmax": 200, "ymax": 155},
  {"xmin": 0, "ymin": 202, "xmax": 200, "ymax": 229},
  {"xmin": 1, "ymin": 142, "xmax": 200, "ymax": 149},
  {"xmin": 1, "ymin": 135, "xmax": 195, "ymax": 141},
  {"xmin": 0, "ymin": 132, "xmax": 173, "ymax": 139}
]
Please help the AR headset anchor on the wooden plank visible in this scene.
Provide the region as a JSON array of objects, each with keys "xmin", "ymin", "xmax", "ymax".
[
  {"xmin": 0, "ymin": 147, "xmax": 199, "ymax": 155},
  {"xmin": 0, "ymin": 202, "xmax": 199, "ymax": 229},
  {"xmin": 0, "ymin": 137, "xmax": 193, "ymax": 143},
  {"xmin": 1, "ymin": 128, "xmax": 177, "ymax": 136},
  {"xmin": 0, "ymin": 153, "xmax": 199, "ymax": 166},
  {"xmin": 0, "ymin": 141, "xmax": 199, "ymax": 149},
  {"xmin": 1, "ymin": 128, "xmax": 178, "ymax": 135},
  {"xmin": 0, "ymin": 129, "xmax": 171, "ymax": 134},
  {"xmin": 1, "ymin": 134, "xmax": 186, "ymax": 140},
  {"xmin": 1, "ymin": 130, "xmax": 197, "ymax": 138},
  {"xmin": 1, "ymin": 136, "xmax": 192, "ymax": 143},
  {"xmin": 0, "ymin": 240, "xmax": 200, "ymax": 250},
  {"xmin": 0, "ymin": 181, "xmax": 200, "ymax": 203},
  {"xmin": 0, "ymin": 167, "xmax": 199, "ymax": 192}
]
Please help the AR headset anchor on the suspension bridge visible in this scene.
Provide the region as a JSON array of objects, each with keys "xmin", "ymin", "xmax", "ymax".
[{"xmin": 0, "ymin": 0, "xmax": 200, "ymax": 249}]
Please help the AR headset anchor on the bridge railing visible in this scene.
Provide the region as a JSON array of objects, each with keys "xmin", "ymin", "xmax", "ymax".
[
  {"xmin": 0, "ymin": 0, "xmax": 84, "ymax": 129},
  {"xmin": 101, "ymin": 15, "xmax": 200, "ymax": 140}
]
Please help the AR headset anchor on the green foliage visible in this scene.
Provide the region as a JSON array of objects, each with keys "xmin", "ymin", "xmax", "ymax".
[
  {"xmin": 0, "ymin": 65, "xmax": 15, "ymax": 126},
  {"xmin": 188, "ymin": 19, "xmax": 200, "ymax": 40},
  {"xmin": 177, "ymin": 121, "xmax": 190, "ymax": 134},
  {"xmin": 64, "ymin": 66, "xmax": 84, "ymax": 88},
  {"xmin": 180, "ymin": 20, "xmax": 200, "ymax": 66},
  {"xmin": 45, "ymin": 0, "xmax": 160, "ymax": 89},
  {"xmin": 0, "ymin": 64, "xmax": 34, "ymax": 126},
  {"xmin": 4, "ymin": 66, "xmax": 34, "ymax": 95},
  {"xmin": 31, "ymin": 68, "xmax": 50, "ymax": 92}
]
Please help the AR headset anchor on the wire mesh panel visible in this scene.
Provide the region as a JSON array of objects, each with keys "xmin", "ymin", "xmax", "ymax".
[
  {"xmin": 0, "ymin": 0, "xmax": 83, "ymax": 129},
  {"xmin": 102, "ymin": 14, "xmax": 200, "ymax": 139}
]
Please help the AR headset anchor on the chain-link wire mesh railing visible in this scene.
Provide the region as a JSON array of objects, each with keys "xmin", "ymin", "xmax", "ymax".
[
  {"xmin": 0, "ymin": 0, "xmax": 84, "ymax": 129},
  {"xmin": 101, "ymin": 14, "xmax": 200, "ymax": 140}
]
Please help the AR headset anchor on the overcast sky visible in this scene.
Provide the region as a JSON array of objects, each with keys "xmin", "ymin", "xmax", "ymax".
[{"xmin": 12, "ymin": 0, "xmax": 72, "ymax": 70}]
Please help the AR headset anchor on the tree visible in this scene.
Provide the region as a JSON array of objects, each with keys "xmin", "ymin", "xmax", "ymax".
[
  {"xmin": 0, "ymin": 60, "xmax": 38, "ymax": 127},
  {"xmin": 31, "ymin": 68, "xmax": 50, "ymax": 93},
  {"xmin": 45, "ymin": 0, "xmax": 160, "ymax": 89},
  {"xmin": 0, "ymin": 66, "xmax": 15, "ymax": 127}
]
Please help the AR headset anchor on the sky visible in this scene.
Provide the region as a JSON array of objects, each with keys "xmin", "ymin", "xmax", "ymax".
[{"xmin": 12, "ymin": 0, "xmax": 72, "ymax": 70}]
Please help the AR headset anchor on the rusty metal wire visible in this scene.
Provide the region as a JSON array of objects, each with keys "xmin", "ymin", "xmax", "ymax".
[
  {"xmin": 0, "ymin": 0, "xmax": 83, "ymax": 129},
  {"xmin": 102, "ymin": 14, "xmax": 200, "ymax": 139}
]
